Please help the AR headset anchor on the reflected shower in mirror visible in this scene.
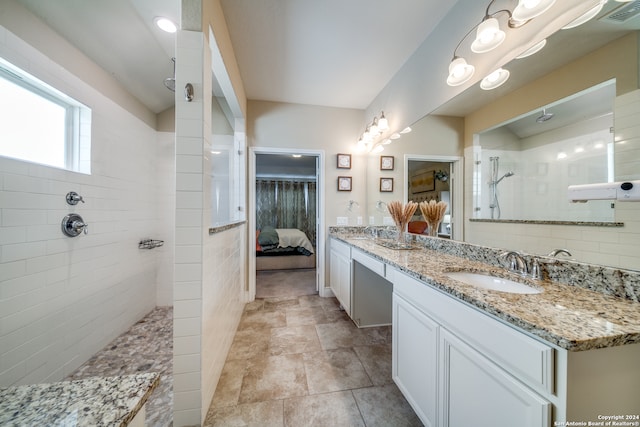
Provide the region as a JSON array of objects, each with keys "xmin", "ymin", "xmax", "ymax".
[{"xmin": 474, "ymin": 80, "xmax": 616, "ymax": 222}]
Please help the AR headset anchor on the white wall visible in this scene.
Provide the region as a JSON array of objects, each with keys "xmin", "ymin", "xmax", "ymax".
[
  {"xmin": 0, "ymin": 21, "xmax": 170, "ymax": 386},
  {"xmin": 248, "ymin": 100, "xmax": 365, "ymax": 226},
  {"xmin": 172, "ymin": 30, "xmax": 246, "ymax": 426}
]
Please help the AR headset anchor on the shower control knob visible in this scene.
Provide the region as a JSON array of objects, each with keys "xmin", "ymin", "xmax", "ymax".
[
  {"xmin": 61, "ymin": 213, "xmax": 88, "ymax": 237},
  {"xmin": 66, "ymin": 191, "xmax": 85, "ymax": 205}
]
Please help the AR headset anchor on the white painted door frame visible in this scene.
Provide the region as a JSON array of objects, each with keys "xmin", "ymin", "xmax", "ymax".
[
  {"xmin": 248, "ymin": 147, "xmax": 326, "ymax": 301},
  {"xmin": 403, "ymin": 154, "xmax": 464, "ymax": 242}
]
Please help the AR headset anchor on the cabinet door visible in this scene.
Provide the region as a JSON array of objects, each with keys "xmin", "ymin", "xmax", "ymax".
[
  {"xmin": 329, "ymin": 249, "xmax": 351, "ymax": 316},
  {"xmin": 392, "ymin": 293, "xmax": 438, "ymax": 427},
  {"xmin": 439, "ymin": 329, "xmax": 551, "ymax": 427}
]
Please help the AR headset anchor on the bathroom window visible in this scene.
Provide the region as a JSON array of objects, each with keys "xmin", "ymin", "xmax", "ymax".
[{"xmin": 0, "ymin": 57, "xmax": 91, "ymax": 173}]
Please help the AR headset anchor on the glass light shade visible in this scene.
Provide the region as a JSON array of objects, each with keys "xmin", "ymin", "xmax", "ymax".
[
  {"xmin": 480, "ymin": 68, "xmax": 510, "ymax": 90},
  {"xmin": 378, "ymin": 112, "xmax": 389, "ymax": 131},
  {"xmin": 515, "ymin": 39, "xmax": 546, "ymax": 59},
  {"xmin": 372, "ymin": 145, "xmax": 384, "ymax": 154},
  {"xmin": 400, "ymin": 127, "xmax": 412, "ymax": 134},
  {"xmin": 512, "ymin": 0, "xmax": 556, "ymax": 22},
  {"xmin": 370, "ymin": 120, "xmax": 379, "ymax": 136},
  {"xmin": 382, "ymin": 139, "xmax": 392, "ymax": 145},
  {"xmin": 390, "ymin": 132, "xmax": 401, "ymax": 140},
  {"xmin": 562, "ymin": 0, "xmax": 605, "ymax": 29},
  {"xmin": 471, "ymin": 18, "xmax": 506, "ymax": 53},
  {"xmin": 447, "ymin": 57, "xmax": 475, "ymax": 86}
]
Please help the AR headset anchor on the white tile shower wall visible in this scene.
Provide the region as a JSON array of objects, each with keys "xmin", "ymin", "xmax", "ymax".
[
  {"xmin": 0, "ymin": 26, "xmax": 164, "ymax": 386},
  {"xmin": 201, "ymin": 227, "xmax": 245, "ymax": 419},
  {"xmin": 157, "ymin": 132, "xmax": 176, "ymax": 306},
  {"xmin": 173, "ymin": 30, "xmax": 205, "ymax": 427}
]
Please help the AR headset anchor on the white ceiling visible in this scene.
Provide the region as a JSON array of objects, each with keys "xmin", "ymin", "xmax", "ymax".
[
  {"xmin": 13, "ymin": 0, "xmax": 457, "ymax": 113},
  {"xmin": 218, "ymin": 0, "xmax": 458, "ymax": 109},
  {"xmin": 11, "ymin": 0, "xmax": 640, "ymax": 119}
]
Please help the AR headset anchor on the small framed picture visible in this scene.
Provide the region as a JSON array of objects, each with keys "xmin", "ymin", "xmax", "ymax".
[
  {"xmin": 380, "ymin": 177, "xmax": 394, "ymax": 192},
  {"xmin": 380, "ymin": 155, "xmax": 394, "ymax": 170},
  {"xmin": 337, "ymin": 153, "xmax": 351, "ymax": 169},
  {"xmin": 338, "ymin": 176, "xmax": 352, "ymax": 191}
]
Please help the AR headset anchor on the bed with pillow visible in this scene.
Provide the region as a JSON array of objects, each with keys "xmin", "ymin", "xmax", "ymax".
[{"xmin": 256, "ymin": 226, "xmax": 316, "ymax": 271}]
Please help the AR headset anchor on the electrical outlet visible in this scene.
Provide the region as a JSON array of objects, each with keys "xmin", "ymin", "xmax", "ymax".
[
  {"xmin": 383, "ymin": 216, "xmax": 394, "ymax": 225},
  {"xmin": 336, "ymin": 216, "xmax": 348, "ymax": 225},
  {"xmin": 369, "ymin": 216, "xmax": 375, "ymax": 225},
  {"xmin": 357, "ymin": 216, "xmax": 363, "ymax": 225}
]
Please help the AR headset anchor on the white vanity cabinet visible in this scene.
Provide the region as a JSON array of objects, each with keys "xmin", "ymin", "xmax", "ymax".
[
  {"xmin": 329, "ymin": 238, "xmax": 351, "ymax": 315},
  {"xmin": 392, "ymin": 269, "xmax": 553, "ymax": 427}
]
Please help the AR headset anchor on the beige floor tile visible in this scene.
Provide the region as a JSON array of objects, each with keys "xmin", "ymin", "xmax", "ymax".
[
  {"xmin": 315, "ymin": 320, "xmax": 390, "ymax": 350},
  {"xmin": 226, "ymin": 329, "xmax": 271, "ymax": 361},
  {"xmin": 237, "ymin": 309, "xmax": 287, "ymax": 331},
  {"xmin": 209, "ymin": 359, "xmax": 248, "ymax": 409},
  {"xmin": 285, "ymin": 305, "xmax": 348, "ymax": 327},
  {"xmin": 203, "ymin": 400, "xmax": 284, "ymax": 427},
  {"xmin": 239, "ymin": 354, "xmax": 308, "ymax": 403},
  {"xmin": 269, "ymin": 324, "xmax": 322, "ymax": 356},
  {"xmin": 303, "ymin": 348, "xmax": 373, "ymax": 394},
  {"xmin": 283, "ymin": 391, "xmax": 365, "ymax": 427},
  {"xmin": 352, "ymin": 383, "xmax": 423, "ymax": 427},
  {"xmin": 353, "ymin": 344, "xmax": 393, "ymax": 386}
]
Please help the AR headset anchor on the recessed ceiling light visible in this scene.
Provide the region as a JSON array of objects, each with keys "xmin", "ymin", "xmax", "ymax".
[{"xmin": 155, "ymin": 17, "xmax": 177, "ymax": 33}]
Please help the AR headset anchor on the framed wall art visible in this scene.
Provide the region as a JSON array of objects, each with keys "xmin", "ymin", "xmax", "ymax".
[
  {"xmin": 338, "ymin": 176, "xmax": 352, "ymax": 191},
  {"xmin": 337, "ymin": 153, "xmax": 351, "ymax": 169},
  {"xmin": 380, "ymin": 177, "xmax": 393, "ymax": 192},
  {"xmin": 380, "ymin": 155, "xmax": 394, "ymax": 170},
  {"xmin": 410, "ymin": 170, "xmax": 435, "ymax": 193}
]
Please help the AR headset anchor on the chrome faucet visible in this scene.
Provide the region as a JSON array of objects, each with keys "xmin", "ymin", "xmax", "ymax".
[
  {"xmin": 548, "ymin": 248, "xmax": 572, "ymax": 258},
  {"xmin": 500, "ymin": 251, "xmax": 528, "ymax": 276}
]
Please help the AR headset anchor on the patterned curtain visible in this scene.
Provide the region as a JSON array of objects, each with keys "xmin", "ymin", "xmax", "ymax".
[{"xmin": 256, "ymin": 180, "xmax": 317, "ymax": 246}]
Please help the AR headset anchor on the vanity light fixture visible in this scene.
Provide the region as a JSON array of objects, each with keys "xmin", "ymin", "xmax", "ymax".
[
  {"xmin": 480, "ymin": 68, "xmax": 510, "ymax": 90},
  {"xmin": 389, "ymin": 132, "xmax": 401, "ymax": 140},
  {"xmin": 561, "ymin": 0, "xmax": 607, "ymax": 29},
  {"xmin": 446, "ymin": 0, "xmax": 556, "ymax": 89},
  {"xmin": 400, "ymin": 127, "xmax": 412, "ymax": 134}
]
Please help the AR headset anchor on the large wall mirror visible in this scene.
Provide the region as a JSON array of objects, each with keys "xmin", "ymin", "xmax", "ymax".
[
  {"xmin": 473, "ymin": 80, "xmax": 616, "ymax": 222},
  {"xmin": 364, "ymin": 2, "xmax": 640, "ymax": 269}
]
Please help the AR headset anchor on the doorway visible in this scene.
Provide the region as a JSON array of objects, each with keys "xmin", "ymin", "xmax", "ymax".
[
  {"xmin": 249, "ymin": 148, "xmax": 326, "ymax": 301},
  {"xmin": 403, "ymin": 154, "xmax": 463, "ymax": 241}
]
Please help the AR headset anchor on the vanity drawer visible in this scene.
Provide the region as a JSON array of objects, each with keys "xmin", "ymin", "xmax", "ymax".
[
  {"xmin": 352, "ymin": 248, "xmax": 385, "ymax": 276},
  {"xmin": 394, "ymin": 270, "xmax": 555, "ymax": 394}
]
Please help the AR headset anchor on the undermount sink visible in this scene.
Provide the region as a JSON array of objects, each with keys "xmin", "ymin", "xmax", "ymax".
[{"xmin": 445, "ymin": 271, "xmax": 542, "ymax": 294}]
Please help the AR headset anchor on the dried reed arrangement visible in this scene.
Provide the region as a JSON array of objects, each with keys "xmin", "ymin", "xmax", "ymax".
[
  {"xmin": 419, "ymin": 200, "xmax": 448, "ymax": 236},
  {"xmin": 387, "ymin": 201, "xmax": 418, "ymax": 240}
]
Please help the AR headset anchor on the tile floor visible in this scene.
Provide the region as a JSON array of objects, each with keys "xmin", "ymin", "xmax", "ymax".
[
  {"xmin": 203, "ymin": 270, "xmax": 423, "ymax": 426},
  {"xmin": 65, "ymin": 269, "xmax": 422, "ymax": 427}
]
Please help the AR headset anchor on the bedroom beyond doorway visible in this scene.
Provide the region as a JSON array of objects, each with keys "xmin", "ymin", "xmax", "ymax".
[{"xmin": 253, "ymin": 151, "xmax": 321, "ymax": 298}]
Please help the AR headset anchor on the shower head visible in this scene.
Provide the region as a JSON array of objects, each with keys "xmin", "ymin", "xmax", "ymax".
[
  {"xmin": 536, "ymin": 108, "xmax": 554, "ymax": 123},
  {"xmin": 496, "ymin": 171, "xmax": 515, "ymax": 184},
  {"xmin": 164, "ymin": 57, "xmax": 176, "ymax": 92}
]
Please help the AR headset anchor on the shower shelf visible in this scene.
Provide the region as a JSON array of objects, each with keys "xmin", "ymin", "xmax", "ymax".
[{"xmin": 139, "ymin": 239, "xmax": 164, "ymax": 249}]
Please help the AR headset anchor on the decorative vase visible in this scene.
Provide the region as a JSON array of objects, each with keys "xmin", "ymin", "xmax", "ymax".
[
  {"xmin": 427, "ymin": 220, "xmax": 440, "ymax": 237},
  {"xmin": 397, "ymin": 226, "xmax": 405, "ymax": 243}
]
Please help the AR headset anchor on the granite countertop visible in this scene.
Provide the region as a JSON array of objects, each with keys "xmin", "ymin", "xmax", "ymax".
[
  {"xmin": 333, "ymin": 234, "xmax": 640, "ymax": 352},
  {"xmin": 0, "ymin": 373, "xmax": 159, "ymax": 427}
]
